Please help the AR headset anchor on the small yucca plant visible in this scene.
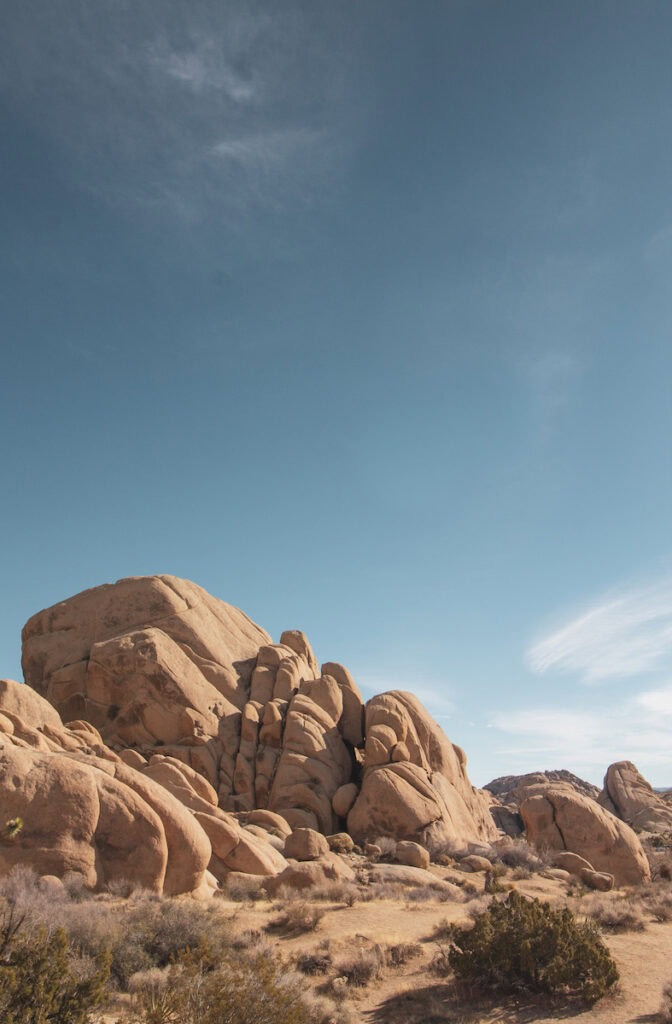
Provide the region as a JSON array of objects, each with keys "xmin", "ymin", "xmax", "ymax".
[{"xmin": 4, "ymin": 819, "xmax": 23, "ymax": 840}]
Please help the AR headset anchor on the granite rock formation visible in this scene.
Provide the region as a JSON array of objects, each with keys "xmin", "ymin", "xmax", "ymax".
[
  {"xmin": 1, "ymin": 574, "xmax": 497, "ymax": 894},
  {"xmin": 598, "ymin": 761, "xmax": 672, "ymax": 834}
]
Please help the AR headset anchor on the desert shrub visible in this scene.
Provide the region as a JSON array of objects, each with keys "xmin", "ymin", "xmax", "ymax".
[
  {"xmin": 645, "ymin": 845, "xmax": 672, "ymax": 882},
  {"xmin": 267, "ymin": 902, "xmax": 325, "ymax": 935},
  {"xmin": 357, "ymin": 882, "xmax": 405, "ymax": 902},
  {"xmin": 661, "ymin": 978, "xmax": 672, "ymax": 1023},
  {"xmin": 645, "ymin": 892, "xmax": 672, "ymax": 923},
  {"xmin": 296, "ymin": 952, "xmax": 332, "ymax": 975},
  {"xmin": 385, "ymin": 942, "xmax": 421, "ymax": 966},
  {"xmin": 496, "ymin": 840, "xmax": 545, "ymax": 872},
  {"xmin": 333, "ymin": 945, "xmax": 385, "ymax": 987},
  {"xmin": 308, "ymin": 882, "xmax": 359, "ymax": 906},
  {"xmin": 463, "ymin": 896, "xmax": 493, "ymax": 921},
  {"xmin": 225, "ymin": 875, "xmax": 266, "ymax": 902},
  {"xmin": 443, "ymin": 890, "xmax": 619, "ymax": 1004},
  {"xmin": 511, "ymin": 866, "xmax": 532, "ymax": 880},
  {"xmin": 581, "ymin": 895, "xmax": 647, "ymax": 933},
  {"xmin": 60, "ymin": 895, "xmax": 231, "ymax": 989},
  {"xmin": 130, "ymin": 943, "xmax": 337, "ymax": 1024},
  {"xmin": 372, "ymin": 836, "xmax": 397, "ymax": 857},
  {"xmin": 406, "ymin": 884, "xmax": 454, "ymax": 904},
  {"xmin": 0, "ymin": 906, "xmax": 110, "ymax": 1024}
]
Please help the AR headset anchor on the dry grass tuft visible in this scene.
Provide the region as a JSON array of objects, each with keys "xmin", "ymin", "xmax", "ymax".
[
  {"xmin": 296, "ymin": 951, "xmax": 333, "ymax": 975},
  {"xmin": 332, "ymin": 944, "xmax": 386, "ymax": 987},
  {"xmin": 385, "ymin": 941, "xmax": 422, "ymax": 966},
  {"xmin": 579, "ymin": 894, "xmax": 647, "ymax": 932},
  {"xmin": 266, "ymin": 901, "xmax": 326, "ymax": 934}
]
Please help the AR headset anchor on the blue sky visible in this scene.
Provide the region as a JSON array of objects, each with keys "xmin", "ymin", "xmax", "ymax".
[{"xmin": 2, "ymin": 0, "xmax": 671, "ymax": 786}]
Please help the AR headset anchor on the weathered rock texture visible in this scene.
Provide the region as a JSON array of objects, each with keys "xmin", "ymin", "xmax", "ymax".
[
  {"xmin": 20, "ymin": 575, "xmax": 492, "ymax": 849},
  {"xmin": 598, "ymin": 761, "xmax": 672, "ymax": 834},
  {"xmin": 347, "ymin": 691, "xmax": 496, "ymax": 846},
  {"xmin": 520, "ymin": 785, "xmax": 650, "ymax": 886},
  {"xmin": 4, "ymin": 574, "xmax": 500, "ymax": 892}
]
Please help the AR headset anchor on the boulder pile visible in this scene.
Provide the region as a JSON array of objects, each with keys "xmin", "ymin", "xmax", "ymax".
[{"xmin": 1, "ymin": 574, "xmax": 497, "ymax": 895}]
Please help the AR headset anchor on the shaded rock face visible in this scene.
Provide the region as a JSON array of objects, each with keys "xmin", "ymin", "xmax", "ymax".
[
  {"xmin": 485, "ymin": 770, "xmax": 600, "ymax": 807},
  {"xmin": 520, "ymin": 785, "xmax": 650, "ymax": 886},
  {"xmin": 598, "ymin": 761, "xmax": 672, "ymax": 834}
]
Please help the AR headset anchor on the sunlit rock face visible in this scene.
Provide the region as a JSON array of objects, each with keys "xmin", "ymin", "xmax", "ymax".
[{"xmin": 20, "ymin": 574, "xmax": 496, "ymax": 847}]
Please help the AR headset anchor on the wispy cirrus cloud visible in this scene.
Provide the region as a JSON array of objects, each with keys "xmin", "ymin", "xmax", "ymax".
[
  {"xmin": 490, "ymin": 686, "xmax": 672, "ymax": 782},
  {"xmin": 527, "ymin": 578, "xmax": 672, "ymax": 683},
  {"xmin": 1, "ymin": 1, "xmax": 362, "ymax": 229}
]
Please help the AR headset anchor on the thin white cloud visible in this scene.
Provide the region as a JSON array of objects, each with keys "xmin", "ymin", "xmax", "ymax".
[
  {"xmin": 1, "ymin": 2, "xmax": 360, "ymax": 230},
  {"xmin": 148, "ymin": 34, "xmax": 257, "ymax": 100},
  {"xmin": 490, "ymin": 689, "xmax": 672, "ymax": 783},
  {"xmin": 527, "ymin": 578, "xmax": 672, "ymax": 683},
  {"xmin": 356, "ymin": 675, "xmax": 455, "ymax": 716},
  {"xmin": 635, "ymin": 683, "xmax": 672, "ymax": 716},
  {"xmin": 212, "ymin": 128, "xmax": 321, "ymax": 170}
]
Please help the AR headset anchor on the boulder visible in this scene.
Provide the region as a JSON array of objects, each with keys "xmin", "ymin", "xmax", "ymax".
[
  {"xmin": 553, "ymin": 851, "xmax": 594, "ymax": 876},
  {"xmin": 246, "ymin": 810, "xmax": 292, "ymax": 838},
  {"xmin": 542, "ymin": 868, "xmax": 571, "ymax": 882},
  {"xmin": 348, "ymin": 692, "xmax": 496, "ymax": 848},
  {"xmin": 460, "ymin": 854, "xmax": 492, "ymax": 873},
  {"xmin": 264, "ymin": 852, "xmax": 356, "ymax": 894},
  {"xmin": 520, "ymin": 786, "xmax": 650, "ymax": 886},
  {"xmin": 118, "ymin": 749, "xmax": 147, "ymax": 770},
  {"xmin": 581, "ymin": 869, "xmax": 614, "ymax": 892},
  {"xmin": 284, "ymin": 828, "xmax": 329, "ymax": 861},
  {"xmin": 395, "ymin": 841, "xmax": 430, "ymax": 869},
  {"xmin": 0, "ymin": 741, "xmax": 168, "ymax": 893},
  {"xmin": 332, "ymin": 783, "xmax": 359, "ymax": 819},
  {"xmin": 327, "ymin": 832, "xmax": 355, "ymax": 853},
  {"xmin": 598, "ymin": 761, "xmax": 672, "ymax": 833},
  {"xmin": 367, "ymin": 863, "xmax": 461, "ymax": 896},
  {"xmin": 223, "ymin": 831, "xmax": 287, "ymax": 876}
]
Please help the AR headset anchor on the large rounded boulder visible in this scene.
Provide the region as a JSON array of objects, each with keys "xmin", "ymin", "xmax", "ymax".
[{"xmin": 520, "ymin": 785, "xmax": 650, "ymax": 886}]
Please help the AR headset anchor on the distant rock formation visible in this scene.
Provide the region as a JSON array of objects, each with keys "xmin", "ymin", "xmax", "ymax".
[
  {"xmin": 4, "ymin": 574, "xmax": 497, "ymax": 893},
  {"xmin": 485, "ymin": 770, "xmax": 600, "ymax": 839},
  {"xmin": 598, "ymin": 761, "xmax": 672, "ymax": 834},
  {"xmin": 486, "ymin": 770, "xmax": 600, "ymax": 805}
]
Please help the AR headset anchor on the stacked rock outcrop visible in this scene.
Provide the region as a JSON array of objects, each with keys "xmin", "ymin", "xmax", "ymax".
[
  {"xmin": 347, "ymin": 691, "xmax": 495, "ymax": 847},
  {"xmin": 1, "ymin": 574, "xmax": 497, "ymax": 894},
  {"xmin": 598, "ymin": 761, "xmax": 672, "ymax": 834}
]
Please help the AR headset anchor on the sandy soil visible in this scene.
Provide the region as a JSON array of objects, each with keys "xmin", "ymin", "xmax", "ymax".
[{"xmin": 102, "ymin": 871, "xmax": 672, "ymax": 1024}]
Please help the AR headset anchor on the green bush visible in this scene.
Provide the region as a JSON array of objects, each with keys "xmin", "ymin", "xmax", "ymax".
[
  {"xmin": 444, "ymin": 890, "xmax": 618, "ymax": 1004},
  {"xmin": 0, "ymin": 908, "xmax": 109, "ymax": 1023}
]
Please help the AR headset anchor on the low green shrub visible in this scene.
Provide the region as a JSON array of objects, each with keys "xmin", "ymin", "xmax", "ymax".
[
  {"xmin": 443, "ymin": 890, "xmax": 618, "ymax": 1004},
  {"xmin": 0, "ymin": 907, "xmax": 110, "ymax": 1024}
]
